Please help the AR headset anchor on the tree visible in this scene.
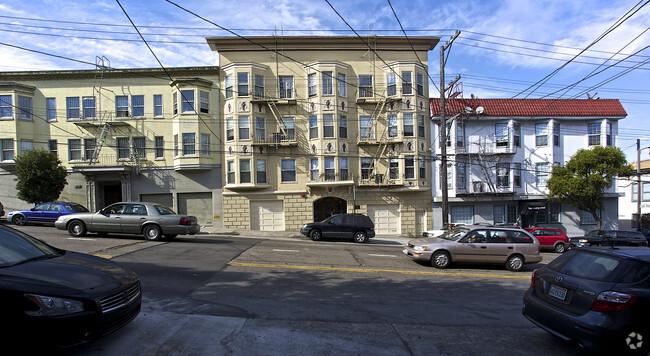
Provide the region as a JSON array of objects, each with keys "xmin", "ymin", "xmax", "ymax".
[
  {"xmin": 14, "ymin": 149, "xmax": 68, "ymax": 205},
  {"xmin": 547, "ymin": 146, "xmax": 632, "ymax": 229}
]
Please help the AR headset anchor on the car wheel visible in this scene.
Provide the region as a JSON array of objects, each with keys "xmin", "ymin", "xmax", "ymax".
[
  {"xmin": 554, "ymin": 243, "xmax": 566, "ymax": 253},
  {"xmin": 353, "ymin": 231, "xmax": 368, "ymax": 243},
  {"xmin": 310, "ymin": 229, "xmax": 322, "ymax": 241},
  {"xmin": 143, "ymin": 225, "xmax": 162, "ymax": 241},
  {"xmin": 12, "ymin": 215, "xmax": 26, "ymax": 226},
  {"xmin": 68, "ymin": 220, "xmax": 87, "ymax": 237},
  {"xmin": 506, "ymin": 254, "xmax": 524, "ymax": 272},
  {"xmin": 164, "ymin": 234, "xmax": 178, "ymax": 240},
  {"xmin": 431, "ymin": 251, "xmax": 450, "ymax": 269}
]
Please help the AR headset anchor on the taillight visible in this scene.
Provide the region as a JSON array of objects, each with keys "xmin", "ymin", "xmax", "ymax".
[
  {"xmin": 530, "ymin": 269, "xmax": 537, "ymax": 289},
  {"xmin": 590, "ymin": 291, "xmax": 637, "ymax": 311},
  {"xmin": 179, "ymin": 217, "xmax": 193, "ymax": 225}
]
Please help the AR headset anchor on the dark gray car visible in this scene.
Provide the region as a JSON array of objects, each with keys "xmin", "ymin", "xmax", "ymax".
[
  {"xmin": 300, "ymin": 213, "xmax": 375, "ymax": 243},
  {"xmin": 569, "ymin": 230, "xmax": 648, "ymax": 248}
]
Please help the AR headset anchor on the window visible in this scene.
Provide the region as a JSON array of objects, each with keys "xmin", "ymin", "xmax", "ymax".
[
  {"xmin": 0, "ymin": 95, "xmax": 11, "ymax": 118},
  {"xmin": 402, "ymin": 71, "xmax": 412, "ymax": 95},
  {"xmin": 66, "ymin": 97, "xmax": 80, "ymax": 119},
  {"xmin": 18, "ymin": 96, "xmax": 32, "ymax": 120},
  {"xmin": 359, "ymin": 116, "xmax": 374, "ymax": 139},
  {"xmin": 416, "ymin": 73, "xmax": 424, "ymax": 96},
  {"xmin": 644, "ymin": 182, "xmax": 650, "ymax": 201},
  {"xmin": 405, "ymin": 156, "xmax": 415, "ymax": 179},
  {"xmin": 80, "ymin": 96, "xmax": 95, "ymax": 119},
  {"xmin": 132, "ymin": 95, "xmax": 144, "ymax": 117},
  {"xmin": 279, "ymin": 76, "xmax": 293, "ymax": 99},
  {"xmin": 225, "ymin": 75, "xmax": 233, "ymax": 99},
  {"xmin": 549, "ymin": 203, "xmax": 561, "ymax": 223},
  {"xmin": 513, "ymin": 123, "xmax": 521, "ymax": 147},
  {"xmin": 494, "ymin": 204, "xmax": 518, "ymax": 225},
  {"xmin": 226, "ymin": 117, "xmax": 235, "ymax": 141},
  {"xmin": 172, "ymin": 92, "xmax": 178, "ymax": 115},
  {"xmin": 201, "ymin": 133, "xmax": 210, "ymax": 156},
  {"xmin": 419, "ymin": 157, "xmax": 426, "ymax": 179},
  {"xmin": 359, "ymin": 75, "xmax": 373, "ymax": 97},
  {"xmin": 20, "ymin": 139, "xmax": 33, "ymax": 154},
  {"xmin": 439, "ymin": 162, "xmax": 453, "ymax": 189},
  {"xmin": 632, "ymin": 183, "xmax": 638, "ymax": 202},
  {"xmin": 322, "ymin": 71, "xmax": 333, "ymax": 95},
  {"xmin": 308, "ymin": 73, "xmax": 317, "ymax": 97},
  {"xmin": 337, "ymin": 73, "xmax": 346, "ymax": 97},
  {"xmin": 536, "ymin": 163, "xmax": 549, "ymax": 186},
  {"xmin": 182, "ymin": 133, "xmax": 195, "ymax": 155},
  {"xmin": 606, "ymin": 122, "xmax": 612, "ymax": 146},
  {"xmin": 339, "ymin": 115, "xmax": 347, "ymax": 138},
  {"xmin": 325, "ymin": 157, "xmax": 335, "ymax": 181},
  {"xmin": 256, "ymin": 159, "xmax": 267, "ymax": 184},
  {"xmin": 48, "ymin": 139, "xmax": 57, "ymax": 156},
  {"xmin": 445, "ymin": 122, "xmax": 452, "ymax": 147},
  {"xmin": 580, "ymin": 210, "xmax": 600, "ymax": 225},
  {"xmin": 254, "ymin": 74, "xmax": 264, "ymax": 99},
  {"xmin": 153, "ymin": 95, "xmax": 163, "ymax": 117},
  {"xmin": 309, "ymin": 116, "xmax": 318, "ymax": 139},
  {"xmin": 310, "ymin": 158, "xmax": 319, "ymax": 181},
  {"xmin": 237, "ymin": 73, "xmax": 249, "ymax": 96},
  {"xmin": 553, "ymin": 122, "xmax": 560, "ymax": 146},
  {"xmin": 387, "ymin": 73, "xmax": 396, "ymax": 96},
  {"xmin": 116, "ymin": 137, "xmax": 130, "ymax": 159},
  {"xmin": 389, "ymin": 158, "xmax": 400, "ymax": 180},
  {"xmin": 418, "ymin": 114, "xmax": 425, "ymax": 138},
  {"xmin": 240, "ymin": 159, "xmax": 251, "ymax": 183},
  {"xmin": 173, "ymin": 134, "xmax": 178, "ymax": 156},
  {"xmin": 588, "ymin": 122, "xmax": 601, "ymax": 146},
  {"xmin": 450, "ymin": 206, "xmax": 474, "ymax": 225},
  {"xmin": 282, "ymin": 117, "xmax": 295, "ymax": 140},
  {"xmin": 238, "ymin": 116, "xmax": 250, "ymax": 140},
  {"xmin": 255, "ymin": 117, "xmax": 265, "ymax": 142},
  {"xmin": 361, "ymin": 158, "xmax": 374, "ymax": 179},
  {"xmin": 200, "ymin": 91, "xmax": 209, "ymax": 114},
  {"xmin": 1, "ymin": 139, "xmax": 13, "ymax": 161},
  {"xmin": 181, "ymin": 90, "xmax": 194, "ymax": 113},
  {"xmin": 116, "ymin": 96, "xmax": 129, "ymax": 117},
  {"xmin": 68, "ymin": 139, "xmax": 81, "ymax": 161},
  {"xmin": 495, "ymin": 123, "xmax": 508, "ymax": 146},
  {"xmin": 227, "ymin": 160, "xmax": 235, "ymax": 184},
  {"xmin": 281, "ymin": 159, "xmax": 296, "ymax": 182},
  {"xmin": 155, "ymin": 136, "xmax": 164, "ymax": 158},
  {"xmin": 46, "ymin": 98, "xmax": 56, "ymax": 121},
  {"xmin": 535, "ymin": 122, "xmax": 548, "ymax": 146},
  {"xmin": 513, "ymin": 163, "xmax": 521, "ymax": 187},
  {"xmin": 388, "ymin": 114, "xmax": 398, "ymax": 138},
  {"xmin": 323, "ymin": 114, "xmax": 334, "ymax": 138},
  {"xmin": 84, "ymin": 138, "xmax": 96, "ymax": 160},
  {"xmin": 496, "ymin": 163, "xmax": 509, "ymax": 187},
  {"xmin": 133, "ymin": 137, "xmax": 145, "ymax": 158},
  {"xmin": 456, "ymin": 162, "xmax": 466, "ymax": 190},
  {"xmin": 456, "ymin": 121, "xmax": 465, "ymax": 147},
  {"xmin": 340, "ymin": 157, "xmax": 348, "ymax": 180},
  {"xmin": 403, "ymin": 113, "xmax": 414, "ymax": 137}
]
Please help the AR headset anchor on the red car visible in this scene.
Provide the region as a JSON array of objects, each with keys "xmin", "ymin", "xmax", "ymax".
[{"xmin": 525, "ymin": 227, "xmax": 569, "ymax": 253}]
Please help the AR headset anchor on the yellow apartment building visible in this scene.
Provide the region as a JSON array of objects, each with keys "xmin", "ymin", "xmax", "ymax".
[
  {"xmin": 0, "ymin": 66, "xmax": 222, "ymax": 227},
  {"xmin": 207, "ymin": 36, "xmax": 439, "ymax": 236}
]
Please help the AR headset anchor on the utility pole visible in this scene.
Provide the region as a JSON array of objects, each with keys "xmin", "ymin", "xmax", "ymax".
[
  {"xmin": 637, "ymin": 139, "xmax": 642, "ymax": 230},
  {"xmin": 439, "ymin": 30, "xmax": 460, "ymax": 227}
]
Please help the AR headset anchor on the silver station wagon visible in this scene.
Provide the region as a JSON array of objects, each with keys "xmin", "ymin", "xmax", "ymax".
[{"xmin": 403, "ymin": 225, "xmax": 542, "ymax": 271}]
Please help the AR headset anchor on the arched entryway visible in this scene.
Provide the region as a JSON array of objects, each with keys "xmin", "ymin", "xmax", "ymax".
[{"xmin": 313, "ymin": 197, "xmax": 347, "ymax": 222}]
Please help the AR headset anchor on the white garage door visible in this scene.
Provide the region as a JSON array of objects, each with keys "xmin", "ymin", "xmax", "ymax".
[
  {"xmin": 368, "ymin": 204, "xmax": 400, "ymax": 235},
  {"xmin": 250, "ymin": 201, "xmax": 285, "ymax": 231}
]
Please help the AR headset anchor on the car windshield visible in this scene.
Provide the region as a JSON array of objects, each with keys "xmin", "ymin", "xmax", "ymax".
[
  {"xmin": 0, "ymin": 227, "xmax": 60, "ymax": 267},
  {"xmin": 438, "ymin": 227, "xmax": 470, "ymax": 241},
  {"xmin": 586, "ymin": 230, "xmax": 604, "ymax": 237},
  {"xmin": 154, "ymin": 205, "xmax": 176, "ymax": 215}
]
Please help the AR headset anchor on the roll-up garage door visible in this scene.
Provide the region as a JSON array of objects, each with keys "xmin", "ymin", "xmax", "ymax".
[{"xmin": 178, "ymin": 192, "xmax": 213, "ymax": 226}]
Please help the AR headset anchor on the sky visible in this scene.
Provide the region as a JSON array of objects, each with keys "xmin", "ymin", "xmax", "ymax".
[{"xmin": 1, "ymin": 0, "xmax": 649, "ymax": 161}]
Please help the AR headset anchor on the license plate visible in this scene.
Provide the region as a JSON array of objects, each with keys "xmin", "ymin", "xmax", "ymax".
[{"xmin": 549, "ymin": 284, "xmax": 567, "ymax": 301}]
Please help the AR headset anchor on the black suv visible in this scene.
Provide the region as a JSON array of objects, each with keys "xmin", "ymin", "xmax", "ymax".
[
  {"xmin": 569, "ymin": 230, "xmax": 648, "ymax": 248},
  {"xmin": 300, "ymin": 213, "xmax": 375, "ymax": 243}
]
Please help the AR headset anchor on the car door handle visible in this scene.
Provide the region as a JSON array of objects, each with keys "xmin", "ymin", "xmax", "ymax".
[
  {"xmin": 507, "ymin": 246, "xmax": 514, "ymax": 249},
  {"xmin": 480, "ymin": 246, "xmax": 487, "ymax": 249}
]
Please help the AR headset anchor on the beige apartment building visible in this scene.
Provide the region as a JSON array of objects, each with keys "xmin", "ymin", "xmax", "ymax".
[
  {"xmin": 0, "ymin": 66, "xmax": 222, "ymax": 227},
  {"xmin": 207, "ymin": 36, "xmax": 439, "ymax": 235}
]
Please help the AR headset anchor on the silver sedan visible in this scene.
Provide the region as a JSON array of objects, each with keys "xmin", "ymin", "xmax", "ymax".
[{"xmin": 55, "ymin": 202, "xmax": 200, "ymax": 241}]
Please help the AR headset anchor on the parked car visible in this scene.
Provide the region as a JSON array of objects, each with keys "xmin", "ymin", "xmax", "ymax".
[
  {"xmin": 403, "ymin": 225, "xmax": 542, "ymax": 271},
  {"xmin": 523, "ymin": 247, "xmax": 650, "ymax": 353},
  {"xmin": 525, "ymin": 227, "xmax": 569, "ymax": 253},
  {"xmin": 641, "ymin": 230, "xmax": 650, "ymax": 245},
  {"xmin": 569, "ymin": 230, "xmax": 648, "ymax": 248},
  {"xmin": 7, "ymin": 202, "xmax": 89, "ymax": 226},
  {"xmin": 54, "ymin": 202, "xmax": 200, "ymax": 241},
  {"xmin": 300, "ymin": 213, "xmax": 375, "ymax": 243},
  {"xmin": 422, "ymin": 223, "xmax": 465, "ymax": 238},
  {"xmin": 0, "ymin": 224, "xmax": 141, "ymax": 348},
  {"xmin": 0, "ymin": 201, "xmax": 4, "ymax": 217}
]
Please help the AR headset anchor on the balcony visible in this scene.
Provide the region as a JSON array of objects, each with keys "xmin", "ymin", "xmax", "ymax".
[
  {"xmin": 454, "ymin": 181, "xmax": 515, "ymax": 197},
  {"xmin": 453, "ymin": 141, "xmax": 517, "ymax": 155},
  {"xmin": 251, "ymin": 132, "xmax": 297, "ymax": 147},
  {"xmin": 249, "ymin": 88, "xmax": 297, "ymax": 105},
  {"xmin": 307, "ymin": 172, "xmax": 355, "ymax": 187},
  {"xmin": 70, "ymin": 154, "xmax": 136, "ymax": 173}
]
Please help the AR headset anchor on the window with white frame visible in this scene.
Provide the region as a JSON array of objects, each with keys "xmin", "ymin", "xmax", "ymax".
[
  {"xmin": 322, "ymin": 71, "xmax": 333, "ymax": 96},
  {"xmin": 1, "ymin": 138, "xmax": 13, "ymax": 161},
  {"xmin": 323, "ymin": 114, "xmax": 334, "ymax": 138},
  {"xmin": 20, "ymin": 139, "xmax": 33, "ymax": 154},
  {"xmin": 226, "ymin": 117, "xmax": 234, "ymax": 141},
  {"xmin": 255, "ymin": 117, "xmax": 265, "ymax": 142},
  {"xmin": 606, "ymin": 122, "xmax": 612, "ymax": 146},
  {"xmin": 68, "ymin": 139, "xmax": 82, "ymax": 161},
  {"xmin": 181, "ymin": 90, "xmax": 194, "ymax": 113},
  {"xmin": 588, "ymin": 122, "xmax": 601, "ymax": 146},
  {"xmin": 632, "ymin": 183, "xmax": 639, "ymax": 202},
  {"xmin": 83, "ymin": 138, "xmax": 95, "ymax": 160},
  {"xmin": 225, "ymin": 75, "xmax": 233, "ymax": 99},
  {"xmin": 402, "ymin": 71, "xmax": 412, "ymax": 95},
  {"xmin": 456, "ymin": 162, "xmax": 466, "ymax": 190},
  {"xmin": 153, "ymin": 95, "xmax": 163, "ymax": 117},
  {"xmin": 308, "ymin": 73, "xmax": 317, "ymax": 97},
  {"xmin": 46, "ymin": 98, "xmax": 56, "ymax": 121},
  {"xmin": 283, "ymin": 117, "xmax": 295, "ymax": 140},
  {"xmin": 182, "ymin": 133, "xmax": 195, "ymax": 155},
  {"xmin": 238, "ymin": 116, "xmax": 250, "ymax": 140},
  {"xmin": 405, "ymin": 155, "xmax": 415, "ymax": 179},
  {"xmin": 18, "ymin": 96, "xmax": 32, "ymax": 120},
  {"xmin": 310, "ymin": 158, "xmax": 319, "ymax": 181},
  {"xmin": 325, "ymin": 157, "xmax": 335, "ymax": 181},
  {"xmin": 536, "ymin": 163, "xmax": 550, "ymax": 186},
  {"xmin": 536, "ymin": 122, "xmax": 548, "ymax": 146},
  {"xmin": 553, "ymin": 122, "xmax": 560, "ymax": 146},
  {"xmin": 389, "ymin": 158, "xmax": 400, "ymax": 180},
  {"xmin": 254, "ymin": 74, "xmax": 264, "ymax": 99},
  {"xmin": 358, "ymin": 75, "xmax": 373, "ymax": 97},
  {"xmin": 281, "ymin": 159, "xmax": 296, "ymax": 182},
  {"xmin": 257, "ymin": 159, "xmax": 266, "ymax": 183},
  {"xmin": 240, "ymin": 159, "xmax": 251, "ymax": 183},
  {"xmin": 237, "ymin": 73, "xmax": 249, "ymax": 97},
  {"xmin": 279, "ymin": 76, "xmax": 293, "ymax": 99},
  {"xmin": 419, "ymin": 157, "xmax": 426, "ymax": 179},
  {"xmin": 155, "ymin": 136, "xmax": 164, "ymax": 158},
  {"xmin": 337, "ymin": 73, "xmax": 346, "ymax": 97},
  {"xmin": 173, "ymin": 134, "xmax": 178, "ymax": 156},
  {"xmin": 416, "ymin": 114, "xmax": 424, "ymax": 138},
  {"xmin": 172, "ymin": 92, "xmax": 178, "ymax": 115},
  {"xmin": 227, "ymin": 160, "xmax": 235, "ymax": 184},
  {"xmin": 361, "ymin": 157, "xmax": 374, "ymax": 179},
  {"xmin": 116, "ymin": 137, "xmax": 130, "ymax": 159},
  {"xmin": 309, "ymin": 115, "xmax": 318, "ymax": 139},
  {"xmin": 48, "ymin": 139, "xmax": 57, "ymax": 156},
  {"xmin": 417, "ymin": 73, "xmax": 424, "ymax": 96},
  {"xmin": 340, "ymin": 157, "xmax": 348, "ymax": 180},
  {"xmin": 80, "ymin": 96, "xmax": 95, "ymax": 119},
  {"xmin": 387, "ymin": 73, "xmax": 396, "ymax": 96},
  {"xmin": 339, "ymin": 115, "xmax": 347, "ymax": 138},
  {"xmin": 388, "ymin": 114, "xmax": 398, "ymax": 138},
  {"xmin": 201, "ymin": 133, "xmax": 210, "ymax": 156},
  {"xmin": 496, "ymin": 163, "xmax": 510, "ymax": 187},
  {"xmin": 132, "ymin": 95, "xmax": 144, "ymax": 117},
  {"xmin": 513, "ymin": 163, "xmax": 521, "ymax": 187},
  {"xmin": 495, "ymin": 123, "xmax": 508, "ymax": 146},
  {"xmin": 0, "ymin": 95, "xmax": 12, "ymax": 118},
  {"xmin": 66, "ymin": 97, "xmax": 80, "ymax": 119},
  {"xmin": 359, "ymin": 116, "xmax": 374, "ymax": 139},
  {"xmin": 200, "ymin": 91, "xmax": 209, "ymax": 114},
  {"xmin": 514, "ymin": 123, "xmax": 521, "ymax": 147},
  {"xmin": 116, "ymin": 96, "xmax": 129, "ymax": 117},
  {"xmin": 456, "ymin": 121, "xmax": 465, "ymax": 147},
  {"xmin": 450, "ymin": 205, "xmax": 474, "ymax": 225},
  {"xmin": 403, "ymin": 113, "xmax": 414, "ymax": 137}
]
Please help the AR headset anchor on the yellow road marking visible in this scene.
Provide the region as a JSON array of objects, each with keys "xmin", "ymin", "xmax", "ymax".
[
  {"xmin": 93, "ymin": 254, "xmax": 113, "ymax": 259},
  {"xmin": 228, "ymin": 262, "xmax": 530, "ymax": 279}
]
